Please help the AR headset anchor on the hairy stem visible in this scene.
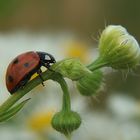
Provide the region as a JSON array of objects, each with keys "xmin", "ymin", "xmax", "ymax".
[{"xmin": 66, "ymin": 134, "xmax": 72, "ymax": 140}]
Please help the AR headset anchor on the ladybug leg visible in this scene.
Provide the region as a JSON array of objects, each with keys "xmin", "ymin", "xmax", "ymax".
[
  {"xmin": 37, "ymin": 69, "xmax": 45, "ymax": 86},
  {"xmin": 41, "ymin": 61, "xmax": 54, "ymax": 72},
  {"xmin": 45, "ymin": 62, "xmax": 56, "ymax": 72},
  {"xmin": 18, "ymin": 75, "xmax": 31, "ymax": 90},
  {"xmin": 46, "ymin": 63, "xmax": 53, "ymax": 71}
]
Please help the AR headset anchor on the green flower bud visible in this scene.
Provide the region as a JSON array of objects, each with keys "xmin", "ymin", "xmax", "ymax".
[
  {"xmin": 76, "ymin": 70, "xmax": 103, "ymax": 96},
  {"xmin": 51, "ymin": 111, "xmax": 81, "ymax": 136},
  {"xmin": 98, "ymin": 25, "xmax": 140, "ymax": 69},
  {"xmin": 52, "ymin": 58, "xmax": 90, "ymax": 80}
]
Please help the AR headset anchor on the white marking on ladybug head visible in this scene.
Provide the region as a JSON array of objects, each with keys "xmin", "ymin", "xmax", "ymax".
[{"xmin": 45, "ymin": 55, "xmax": 51, "ymax": 60}]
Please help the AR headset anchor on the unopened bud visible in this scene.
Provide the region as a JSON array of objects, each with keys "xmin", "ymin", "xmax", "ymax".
[
  {"xmin": 99, "ymin": 25, "xmax": 140, "ymax": 69},
  {"xmin": 51, "ymin": 111, "xmax": 81, "ymax": 136},
  {"xmin": 77, "ymin": 70, "xmax": 103, "ymax": 96},
  {"xmin": 52, "ymin": 58, "xmax": 90, "ymax": 80}
]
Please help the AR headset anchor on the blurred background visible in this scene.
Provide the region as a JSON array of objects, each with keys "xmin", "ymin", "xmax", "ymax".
[{"xmin": 0, "ymin": 0, "xmax": 140, "ymax": 140}]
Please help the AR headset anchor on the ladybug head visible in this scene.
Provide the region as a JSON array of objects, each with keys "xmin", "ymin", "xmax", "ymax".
[{"xmin": 36, "ymin": 51, "xmax": 56, "ymax": 67}]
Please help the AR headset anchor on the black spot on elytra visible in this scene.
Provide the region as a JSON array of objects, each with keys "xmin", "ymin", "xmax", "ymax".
[
  {"xmin": 13, "ymin": 58, "xmax": 19, "ymax": 64},
  {"xmin": 8, "ymin": 75, "xmax": 14, "ymax": 82},
  {"xmin": 24, "ymin": 62, "xmax": 29, "ymax": 67}
]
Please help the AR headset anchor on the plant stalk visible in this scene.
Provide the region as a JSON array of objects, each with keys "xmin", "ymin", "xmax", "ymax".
[
  {"xmin": 87, "ymin": 57, "xmax": 108, "ymax": 71},
  {"xmin": 0, "ymin": 70, "xmax": 54, "ymax": 114},
  {"xmin": 51, "ymin": 73, "xmax": 71, "ymax": 112}
]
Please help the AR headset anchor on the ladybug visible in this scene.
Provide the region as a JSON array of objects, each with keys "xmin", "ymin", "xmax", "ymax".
[{"xmin": 6, "ymin": 51, "xmax": 56, "ymax": 94}]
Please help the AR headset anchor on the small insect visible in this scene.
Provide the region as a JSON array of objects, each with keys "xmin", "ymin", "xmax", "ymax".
[{"xmin": 6, "ymin": 51, "xmax": 56, "ymax": 94}]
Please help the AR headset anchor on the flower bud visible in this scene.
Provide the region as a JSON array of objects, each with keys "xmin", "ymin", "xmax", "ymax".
[
  {"xmin": 98, "ymin": 25, "xmax": 140, "ymax": 69},
  {"xmin": 51, "ymin": 111, "xmax": 81, "ymax": 136},
  {"xmin": 52, "ymin": 58, "xmax": 90, "ymax": 80},
  {"xmin": 76, "ymin": 70, "xmax": 103, "ymax": 96}
]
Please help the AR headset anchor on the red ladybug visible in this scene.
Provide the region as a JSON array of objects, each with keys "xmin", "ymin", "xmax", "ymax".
[{"xmin": 6, "ymin": 51, "xmax": 56, "ymax": 94}]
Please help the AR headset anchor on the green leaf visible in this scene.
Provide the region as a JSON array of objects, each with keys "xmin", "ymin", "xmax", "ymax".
[{"xmin": 0, "ymin": 98, "xmax": 30, "ymax": 122}]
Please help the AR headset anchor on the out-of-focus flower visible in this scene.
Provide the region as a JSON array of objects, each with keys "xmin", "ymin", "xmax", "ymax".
[
  {"xmin": 98, "ymin": 25, "xmax": 140, "ymax": 69},
  {"xmin": 27, "ymin": 111, "xmax": 54, "ymax": 132},
  {"xmin": 65, "ymin": 41, "xmax": 89, "ymax": 63}
]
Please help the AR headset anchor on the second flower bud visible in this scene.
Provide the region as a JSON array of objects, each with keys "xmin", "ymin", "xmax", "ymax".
[{"xmin": 76, "ymin": 70, "xmax": 103, "ymax": 96}]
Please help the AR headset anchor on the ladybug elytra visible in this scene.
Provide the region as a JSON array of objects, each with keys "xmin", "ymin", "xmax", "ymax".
[{"xmin": 6, "ymin": 51, "xmax": 56, "ymax": 94}]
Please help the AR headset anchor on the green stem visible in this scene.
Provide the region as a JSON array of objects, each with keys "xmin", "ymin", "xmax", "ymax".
[
  {"xmin": 51, "ymin": 73, "xmax": 71, "ymax": 112},
  {"xmin": 0, "ymin": 70, "xmax": 71, "ymax": 115},
  {"xmin": 66, "ymin": 134, "xmax": 72, "ymax": 140},
  {"xmin": 87, "ymin": 57, "xmax": 108, "ymax": 71},
  {"xmin": 0, "ymin": 70, "xmax": 54, "ymax": 114}
]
